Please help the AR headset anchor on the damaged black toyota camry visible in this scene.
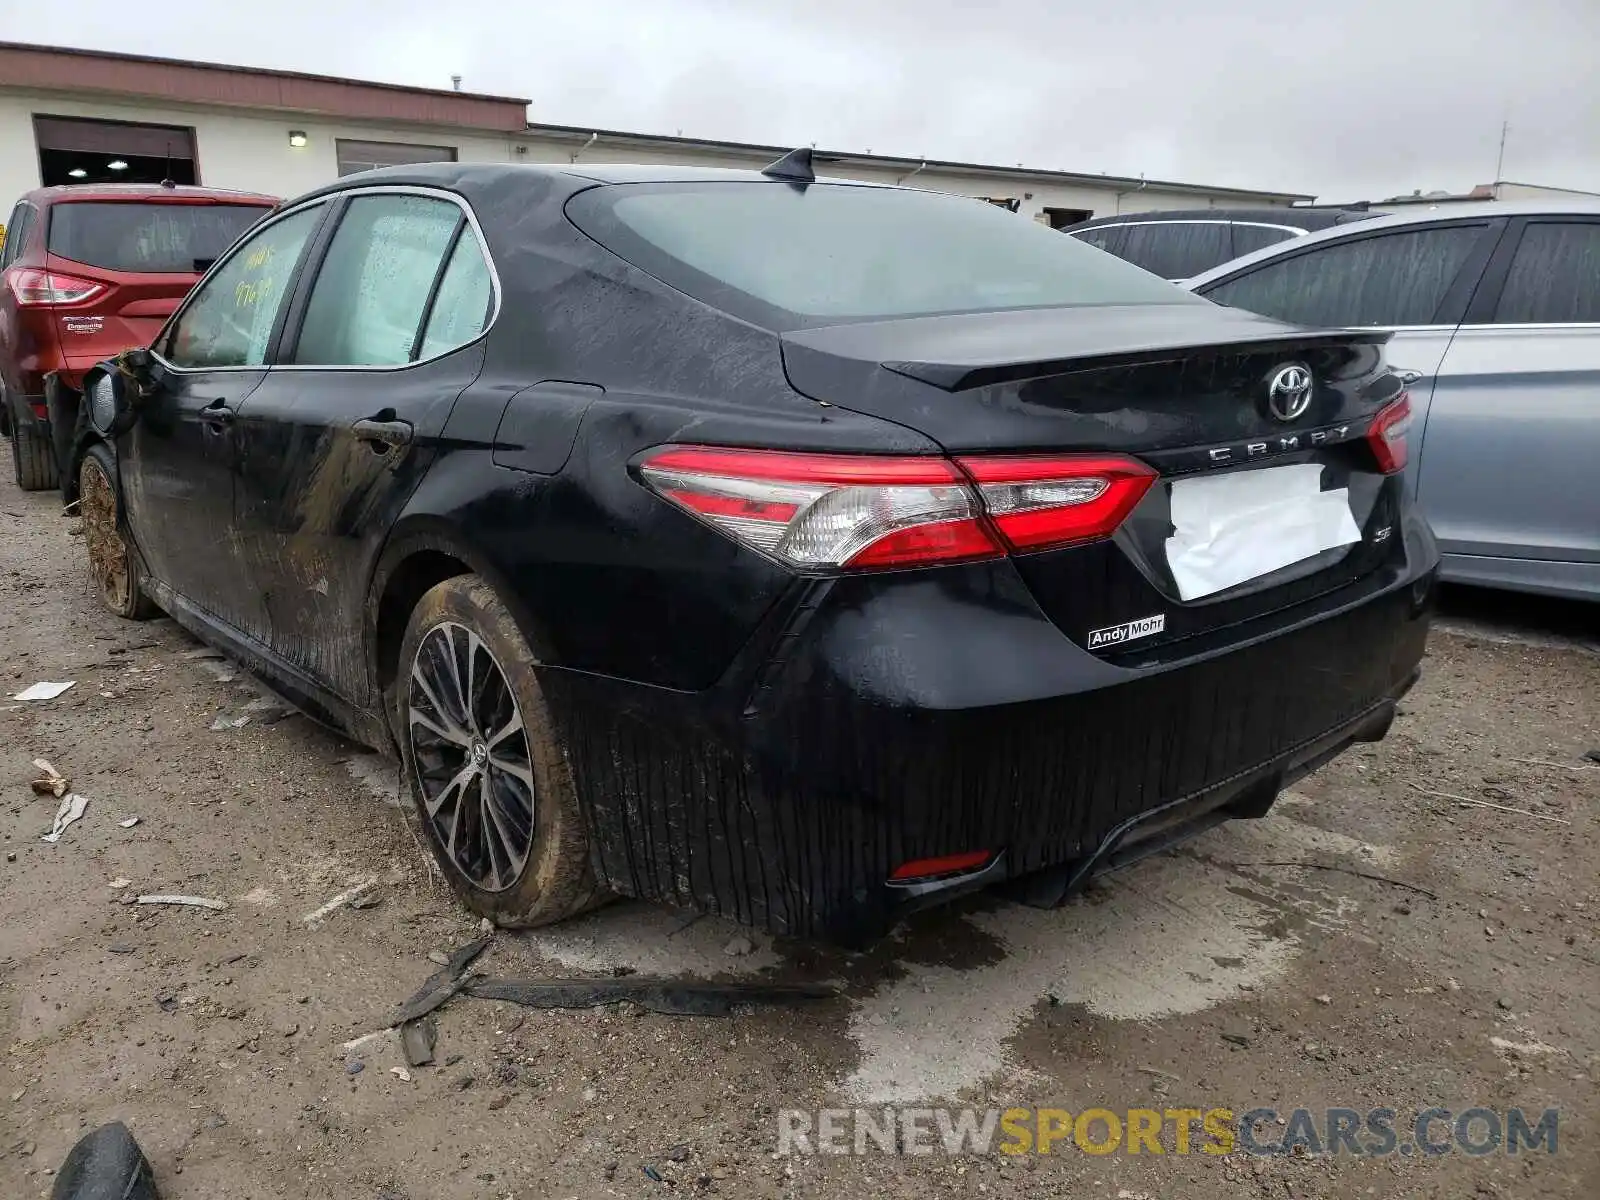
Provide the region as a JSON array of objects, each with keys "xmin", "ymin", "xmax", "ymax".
[{"xmin": 78, "ymin": 152, "xmax": 1436, "ymax": 942}]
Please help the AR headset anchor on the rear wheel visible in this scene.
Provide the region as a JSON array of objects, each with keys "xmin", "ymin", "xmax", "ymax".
[
  {"xmin": 11, "ymin": 420, "xmax": 58, "ymax": 491},
  {"xmin": 79, "ymin": 443, "xmax": 158, "ymax": 620},
  {"xmin": 397, "ymin": 575, "xmax": 604, "ymax": 927}
]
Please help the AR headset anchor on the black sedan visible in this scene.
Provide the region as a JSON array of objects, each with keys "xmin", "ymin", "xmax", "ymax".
[{"xmin": 77, "ymin": 153, "xmax": 1437, "ymax": 942}]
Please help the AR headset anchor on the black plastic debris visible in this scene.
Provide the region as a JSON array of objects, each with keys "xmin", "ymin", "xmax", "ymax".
[
  {"xmin": 466, "ymin": 977, "xmax": 837, "ymax": 1017},
  {"xmin": 50, "ymin": 1122, "xmax": 159, "ymax": 1200},
  {"xmin": 391, "ymin": 935, "xmax": 492, "ymax": 1024}
]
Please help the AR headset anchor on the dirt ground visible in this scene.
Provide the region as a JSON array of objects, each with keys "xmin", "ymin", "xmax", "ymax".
[{"xmin": 1, "ymin": 459, "xmax": 1596, "ymax": 1200}]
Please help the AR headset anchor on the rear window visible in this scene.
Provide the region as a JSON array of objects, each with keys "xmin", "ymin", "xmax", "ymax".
[
  {"xmin": 567, "ymin": 182, "xmax": 1199, "ymax": 328},
  {"xmin": 47, "ymin": 202, "xmax": 269, "ymax": 274}
]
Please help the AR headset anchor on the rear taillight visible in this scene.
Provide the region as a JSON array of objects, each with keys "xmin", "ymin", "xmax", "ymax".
[
  {"xmin": 957, "ymin": 455, "xmax": 1157, "ymax": 551},
  {"xmin": 638, "ymin": 446, "xmax": 1155, "ymax": 570},
  {"xmin": 1368, "ymin": 394, "xmax": 1412, "ymax": 474},
  {"xmin": 6, "ymin": 267, "xmax": 105, "ymax": 307}
]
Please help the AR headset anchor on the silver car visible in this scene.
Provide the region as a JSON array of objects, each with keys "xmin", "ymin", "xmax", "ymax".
[{"xmin": 1185, "ymin": 201, "xmax": 1600, "ymax": 602}]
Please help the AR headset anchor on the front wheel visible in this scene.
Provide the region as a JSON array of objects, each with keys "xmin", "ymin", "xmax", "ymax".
[
  {"xmin": 79, "ymin": 443, "xmax": 158, "ymax": 620},
  {"xmin": 397, "ymin": 575, "xmax": 605, "ymax": 927}
]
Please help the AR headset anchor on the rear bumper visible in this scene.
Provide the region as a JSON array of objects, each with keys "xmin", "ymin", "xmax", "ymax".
[{"xmin": 544, "ymin": 516, "xmax": 1439, "ymax": 941}]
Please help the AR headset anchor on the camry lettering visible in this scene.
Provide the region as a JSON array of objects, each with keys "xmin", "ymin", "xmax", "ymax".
[{"xmin": 1195, "ymin": 424, "xmax": 1355, "ymax": 469}]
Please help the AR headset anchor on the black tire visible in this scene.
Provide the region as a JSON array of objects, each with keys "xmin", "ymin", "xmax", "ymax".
[
  {"xmin": 11, "ymin": 419, "xmax": 58, "ymax": 491},
  {"xmin": 78, "ymin": 443, "xmax": 159, "ymax": 620},
  {"xmin": 397, "ymin": 575, "xmax": 604, "ymax": 927}
]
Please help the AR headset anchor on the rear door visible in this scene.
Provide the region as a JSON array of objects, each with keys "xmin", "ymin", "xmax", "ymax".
[
  {"xmin": 123, "ymin": 202, "xmax": 327, "ymax": 626},
  {"xmin": 0, "ymin": 201, "xmax": 46, "ymax": 399},
  {"xmin": 43, "ymin": 198, "xmax": 271, "ymax": 381},
  {"xmin": 229, "ymin": 188, "xmax": 495, "ymax": 702},
  {"xmin": 1413, "ymin": 216, "xmax": 1600, "ymax": 584}
]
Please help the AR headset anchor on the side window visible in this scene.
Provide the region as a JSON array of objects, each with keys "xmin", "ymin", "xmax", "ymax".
[
  {"xmin": 417, "ymin": 228, "xmax": 494, "ymax": 359},
  {"xmin": 163, "ymin": 204, "xmax": 322, "ymax": 369},
  {"xmin": 1070, "ymin": 225, "xmax": 1128, "ymax": 257},
  {"xmin": 1202, "ymin": 226, "xmax": 1485, "ymax": 327},
  {"xmin": 2, "ymin": 204, "xmax": 33, "ymax": 267},
  {"xmin": 292, "ymin": 194, "xmax": 463, "ymax": 366},
  {"xmin": 1115, "ymin": 223, "xmax": 1231, "ymax": 279},
  {"xmin": 1490, "ymin": 222, "xmax": 1600, "ymax": 324},
  {"xmin": 1230, "ymin": 224, "xmax": 1299, "ymax": 258}
]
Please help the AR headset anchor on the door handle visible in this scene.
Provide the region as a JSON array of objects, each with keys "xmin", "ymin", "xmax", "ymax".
[
  {"xmin": 352, "ymin": 417, "xmax": 414, "ymax": 450},
  {"xmin": 200, "ymin": 397, "xmax": 234, "ymax": 427},
  {"xmin": 1393, "ymin": 368, "xmax": 1425, "ymax": 386}
]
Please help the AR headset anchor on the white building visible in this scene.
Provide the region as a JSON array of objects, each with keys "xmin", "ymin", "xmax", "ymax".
[{"xmin": 0, "ymin": 40, "xmax": 1311, "ymax": 226}]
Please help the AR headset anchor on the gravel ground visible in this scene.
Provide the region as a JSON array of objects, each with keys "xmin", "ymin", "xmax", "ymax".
[{"xmin": 0, "ymin": 456, "xmax": 1596, "ymax": 1199}]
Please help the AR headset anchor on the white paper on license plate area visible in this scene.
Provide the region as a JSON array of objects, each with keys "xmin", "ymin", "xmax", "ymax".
[{"xmin": 1164, "ymin": 463, "xmax": 1361, "ymax": 601}]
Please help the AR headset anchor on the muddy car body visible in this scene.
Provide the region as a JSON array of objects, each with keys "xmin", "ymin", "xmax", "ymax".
[{"xmin": 79, "ymin": 160, "xmax": 1438, "ymax": 941}]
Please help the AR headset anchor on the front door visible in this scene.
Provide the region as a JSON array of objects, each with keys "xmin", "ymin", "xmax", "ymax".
[
  {"xmin": 229, "ymin": 190, "xmax": 496, "ymax": 703},
  {"xmin": 121, "ymin": 202, "xmax": 327, "ymax": 627}
]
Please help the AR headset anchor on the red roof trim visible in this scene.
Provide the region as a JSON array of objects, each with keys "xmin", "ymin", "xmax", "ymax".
[{"xmin": 0, "ymin": 41, "xmax": 530, "ymax": 132}]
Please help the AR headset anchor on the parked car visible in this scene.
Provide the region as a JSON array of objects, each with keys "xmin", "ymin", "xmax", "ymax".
[
  {"xmin": 1063, "ymin": 207, "xmax": 1379, "ymax": 282},
  {"xmin": 76, "ymin": 157, "xmax": 1437, "ymax": 941},
  {"xmin": 0, "ymin": 183, "xmax": 277, "ymax": 492},
  {"xmin": 1186, "ymin": 201, "xmax": 1600, "ymax": 602}
]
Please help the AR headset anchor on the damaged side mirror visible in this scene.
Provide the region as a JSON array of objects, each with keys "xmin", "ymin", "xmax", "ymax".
[{"xmin": 83, "ymin": 350, "xmax": 156, "ymax": 439}]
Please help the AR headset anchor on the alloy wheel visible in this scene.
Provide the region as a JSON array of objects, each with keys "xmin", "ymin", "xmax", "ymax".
[
  {"xmin": 407, "ymin": 620, "xmax": 537, "ymax": 892},
  {"xmin": 79, "ymin": 456, "xmax": 133, "ymax": 613}
]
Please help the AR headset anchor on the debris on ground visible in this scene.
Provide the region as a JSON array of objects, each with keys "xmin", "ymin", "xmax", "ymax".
[
  {"xmin": 13, "ymin": 680, "xmax": 75, "ymax": 701},
  {"xmin": 391, "ymin": 936, "xmax": 493, "ymax": 1024},
  {"xmin": 426, "ymin": 950, "xmax": 450, "ymax": 967},
  {"xmin": 134, "ymin": 894, "xmax": 227, "ymax": 911},
  {"xmin": 401, "ymin": 1017, "xmax": 437, "ymax": 1067},
  {"xmin": 466, "ymin": 976, "xmax": 838, "ymax": 1017},
  {"xmin": 340, "ymin": 1029, "xmax": 394, "ymax": 1053},
  {"xmin": 42, "ymin": 793, "xmax": 90, "ymax": 843},
  {"xmin": 49, "ymin": 1120, "xmax": 160, "ymax": 1200},
  {"xmin": 390, "ymin": 1066, "xmax": 412, "ymax": 1083},
  {"xmin": 349, "ymin": 892, "xmax": 382, "ymax": 911},
  {"xmin": 30, "ymin": 758, "xmax": 69, "ymax": 797},
  {"xmin": 209, "ymin": 713, "xmax": 251, "ymax": 731},
  {"xmin": 119, "ymin": 817, "xmax": 141, "ymax": 829},
  {"xmin": 345, "ymin": 1061, "xmax": 364, "ymax": 1076},
  {"xmin": 722, "ymin": 935, "xmax": 755, "ymax": 957},
  {"xmin": 108, "ymin": 878, "xmax": 131, "ymax": 889},
  {"xmin": 182, "ymin": 648, "xmax": 225, "ymax": 661},
  {"xmin": 302, "ymin": 876, "xmax": 379, "ymax": 927}
]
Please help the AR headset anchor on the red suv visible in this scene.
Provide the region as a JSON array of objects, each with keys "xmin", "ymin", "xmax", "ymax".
[{"xmin": 1, "ymin": 183, "xmax": 277, "ymax": 491}]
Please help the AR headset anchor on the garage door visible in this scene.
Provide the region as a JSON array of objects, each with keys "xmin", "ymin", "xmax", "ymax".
[
  {"xmin": 336, "ymin": 139, "xmax": 458, "ymax": 177},
  {"xmin": 34, "ymin": 115, "xmax": 198, "ymax": 187}
]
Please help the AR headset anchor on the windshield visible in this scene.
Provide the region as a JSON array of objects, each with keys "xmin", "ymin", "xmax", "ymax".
[
  {"xmin": 48, "ymin": 202, "xmax": 270, "ymax": 274},
  {"xmin": 567, "ymin": 182, "xmax": 1200, "ymax": 328}
]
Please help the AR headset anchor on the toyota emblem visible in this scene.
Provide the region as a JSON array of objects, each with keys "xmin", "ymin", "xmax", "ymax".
[{"xmin": 1266, "ymin": 364, "xmax": 1314, "ymax": 422}]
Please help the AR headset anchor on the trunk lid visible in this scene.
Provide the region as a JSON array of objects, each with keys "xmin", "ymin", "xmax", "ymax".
[{"xmin": 780, "ymin": 303, "xmax": 1407, "ymax": 655}]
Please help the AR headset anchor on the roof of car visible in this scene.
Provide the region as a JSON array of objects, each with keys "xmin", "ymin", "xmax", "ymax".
[
  {"xmin": 1064, "ymin": 207, "xmax": 1375, "ymax": 233},
  {"xmin": 289, "ymin": 160, "xmax": 924, "ymax": 206},
  {"xmin": 1183, "ymin": 197, "xmax": 1600, "ymax": 290},
  {"xmin": 24, "ymin": 183, "xmax": 278, "ymax": 205}
]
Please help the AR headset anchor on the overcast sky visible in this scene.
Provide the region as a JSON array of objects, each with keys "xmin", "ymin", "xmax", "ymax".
[{"xmin": 6, "ymin": 0, "xmax": 1598, "ymax": 201}]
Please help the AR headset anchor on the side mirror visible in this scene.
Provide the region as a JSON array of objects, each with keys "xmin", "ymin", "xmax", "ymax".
[{"xmin": 83, "ymin": 351, "xmax": 155, "ymax": 438}]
